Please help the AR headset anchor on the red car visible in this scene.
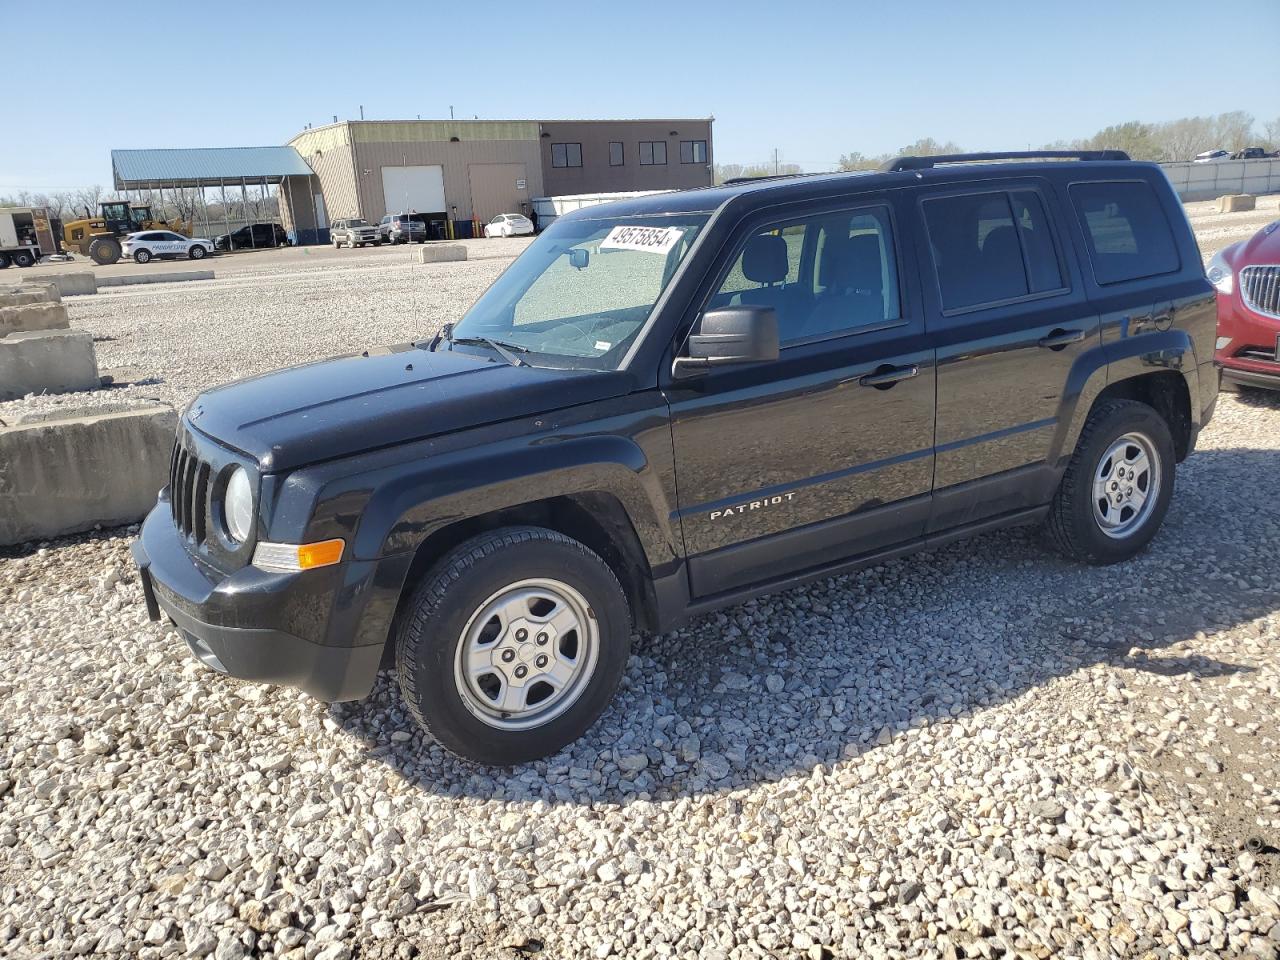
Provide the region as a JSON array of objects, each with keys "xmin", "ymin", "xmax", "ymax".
[{"xmin": 1212, "ymin": 220, "xmax": 1280, "ymax": 391}]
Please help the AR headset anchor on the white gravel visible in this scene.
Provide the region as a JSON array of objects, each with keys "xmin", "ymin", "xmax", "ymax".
[{"xmin": 1, "ymin": 210, "xmax": 1279, "ymax": 959}]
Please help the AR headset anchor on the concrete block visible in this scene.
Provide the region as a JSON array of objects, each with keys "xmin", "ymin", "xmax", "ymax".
[
  {"xmin": 0, "ymin": 330, "xmax": 100, "ymax": 400},
  {"xmin": 417, "ymin": 244, "xmax": 467, "ymax": 264},
  {"xmin": 0, "ymin": 302, "xmax": 70, "ymax": 338},
  {"xmin": 28, "ymin": 272, "xmax": 97, "ymax": 296},
  {"xmin": 1, "ymin": 283, "xmax": 60, "ymax": 306},
  {"xmin": 1218, "ymin": 194, "xmax": 1256, "ymax": 213},
  {"xmin": 0, "ymin": 403, "xmax": 177, "ymax": 545},
  {"xmin": 96, "ymin": 270, "xmax": 214, "ymax": 288}
]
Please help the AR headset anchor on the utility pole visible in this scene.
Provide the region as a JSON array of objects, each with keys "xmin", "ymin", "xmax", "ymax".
[
  {"xmin": 774, "ymin": 148, "xmax": 779, "ymax": 175},
  {"xmin": 449, "ymin": 105, "xmax": 455, "ymax": 120},
  {"xmin": 360, "ymin": 105, "xmax": 364, "ymax": 120}
]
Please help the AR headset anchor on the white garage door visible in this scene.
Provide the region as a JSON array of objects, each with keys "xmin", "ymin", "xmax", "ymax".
[{"xmin": 381, "ymin": 165, "xmax": 446, "ymax": 216}]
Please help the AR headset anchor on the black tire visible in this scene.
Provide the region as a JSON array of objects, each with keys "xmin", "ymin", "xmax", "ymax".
[
  {"xmin": 11, "ymin": 250, "xmax": 34, "ymax": 268},
  {"xmin": 1044, "ymin": 399, "xmax": 1176, "ymax": 564},
  {"xmin": 133, "ymin": 249, "xmax": 152, "ymax": 264},
  {"xmin": 395, "ymin": 526, "xmax": 632, "ymax": 765},
  {"xmin": 189, "ymin": 245, "xmax": 206, "ymax": 260},
  {"xmin": 0, "ymin": 253, "xmax": 9, "ymax": 268},
  {"xmin": 89, "ymin": 236, "xmax": 122, "ymax": 265}
]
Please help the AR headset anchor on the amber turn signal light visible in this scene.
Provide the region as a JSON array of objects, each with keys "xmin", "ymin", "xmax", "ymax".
[{"xmin": 252, "ymin": 538, "xmax": 345, "ymax": 572}]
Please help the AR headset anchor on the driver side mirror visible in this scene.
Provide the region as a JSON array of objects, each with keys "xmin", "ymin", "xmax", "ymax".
[{"xmin": 673, "ymin": 305, "xmax": 779, "ymax": 378}]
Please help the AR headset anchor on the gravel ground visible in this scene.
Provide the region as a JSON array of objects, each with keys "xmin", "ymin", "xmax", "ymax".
[{"xmin": 1, "ymin": 205, "xmax": 1279, "ymax": 959}]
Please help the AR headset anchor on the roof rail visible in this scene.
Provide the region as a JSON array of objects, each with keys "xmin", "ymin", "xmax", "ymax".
[
  {"xmin": 878, "ymin": 150, "xmax": 1131, "ymax": 172},
  {"xmin": 722, "ymin": 173, "xmax": 811, "ymax": 186}
]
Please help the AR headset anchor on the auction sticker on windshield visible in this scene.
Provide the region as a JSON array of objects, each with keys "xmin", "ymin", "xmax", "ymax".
[{"xmin": 599, "ymin": 225, "xmax": 684, "ymax": 254}]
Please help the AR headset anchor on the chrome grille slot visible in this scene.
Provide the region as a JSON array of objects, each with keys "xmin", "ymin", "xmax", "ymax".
[
  {"xmin": 168, "ymin": 433, "xmax": 212, "ymax": 544},
  {"xmin": 1241, "ymin": 265, "xmax": 1280, "ymax": 319}
]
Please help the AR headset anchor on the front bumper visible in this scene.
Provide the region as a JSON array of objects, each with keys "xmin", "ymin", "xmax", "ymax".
[
  {"xmin": 131, "ymin": 504, "xmax": 391, "ymax": 702},
  {"xmin": 1215, "ymin": 289, "xmax": 1280, "ymax": 390}
]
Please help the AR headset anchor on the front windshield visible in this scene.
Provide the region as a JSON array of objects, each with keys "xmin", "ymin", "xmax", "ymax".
[
  {"xmin": 350, "ymin": 219, "xmax": 368, "ymax": 227},
  {"xmin": 451, "ymin": 213, "xmax": 708, "ymax": 369}
]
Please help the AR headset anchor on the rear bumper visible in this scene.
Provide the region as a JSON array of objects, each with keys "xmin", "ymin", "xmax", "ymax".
[{"xmin": 131, "ymin": 504, "xmax": 394, "ymax": 702}]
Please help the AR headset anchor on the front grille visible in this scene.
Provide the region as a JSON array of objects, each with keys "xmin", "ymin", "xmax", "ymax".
[
  {"xmin": 1240, "ymin": 265, "xmax": 1280, "ymax": 319},
  {"xmin": 169, "ymin": 437, "xmax": 211, "ymax": 543}
]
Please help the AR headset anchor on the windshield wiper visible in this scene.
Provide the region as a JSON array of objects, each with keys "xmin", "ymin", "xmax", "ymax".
[{"xmin": 450, "ymin": 334, "xmax": 530, "ymax": 367}]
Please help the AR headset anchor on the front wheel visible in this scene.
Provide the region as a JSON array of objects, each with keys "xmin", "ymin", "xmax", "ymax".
[
  {"xmin": 1044, "ymin": 399, "xmax": 1176, "ymax": 564},
  {"xmin": 395, "ymin": 527, "xmax": 632, "ymax": 765},
  {"xmin": 133, "ymin": 249, "xmax": 152, "ymax": 264},
  {"xmin": 189, "ymin": 245, "xmax": 206, "ymax": 260}
]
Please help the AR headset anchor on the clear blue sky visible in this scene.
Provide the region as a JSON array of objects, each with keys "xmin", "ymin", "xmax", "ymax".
[{"xmin": 4, "ymin": 0, "xmax": 1278, "ymax": 191}]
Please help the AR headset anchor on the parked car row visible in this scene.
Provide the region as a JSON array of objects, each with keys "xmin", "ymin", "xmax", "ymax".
[{"xmin": 1194, "ymin": 147, "xmax": 1280, "ymax": 162}]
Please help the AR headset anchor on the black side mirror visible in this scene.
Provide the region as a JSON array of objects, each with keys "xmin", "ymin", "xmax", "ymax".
[{"xmin": 673, "ymin": 305, "xmax": 779, "ymax": 377}]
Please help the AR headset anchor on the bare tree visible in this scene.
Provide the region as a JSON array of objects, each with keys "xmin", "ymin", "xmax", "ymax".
[
  {"xmin": 1213, "ymin": 111, "xmax": 1255, "ymax": 153},
  {"xmin": 70, "ymin": 185, "xmax": 106, "ymax": 219},
  {"xmin": 1265, "ymin": 117, "xmax": 1280, "ymax": 151}
]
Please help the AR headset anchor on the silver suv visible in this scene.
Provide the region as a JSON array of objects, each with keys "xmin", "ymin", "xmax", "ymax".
[
  {"xmin": 378, "ymin": 213, "xmax": 429, "ymax": 244},
  {"xmin": 331, "ymin": 219, "xmax": 381, "ymax": 249}
]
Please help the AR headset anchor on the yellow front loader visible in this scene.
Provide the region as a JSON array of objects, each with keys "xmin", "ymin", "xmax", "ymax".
[{"xmin": 62, "ymin": 201, "xmax": 191, "ymax": 265}]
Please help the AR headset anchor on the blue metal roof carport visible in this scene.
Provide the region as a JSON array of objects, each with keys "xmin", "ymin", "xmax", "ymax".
[{"xmin": 110, "ymin": 146, "xmax": 325, "ymax": 245}]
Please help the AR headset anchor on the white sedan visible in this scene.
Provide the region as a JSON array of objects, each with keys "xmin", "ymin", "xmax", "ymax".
[
  {"xmin": 483, "ymin": 214, "xmax": 535, "ymax": 238},
  {"xmin": 121, "ymin": 230, "xmax": 215, "ymax": 263}
]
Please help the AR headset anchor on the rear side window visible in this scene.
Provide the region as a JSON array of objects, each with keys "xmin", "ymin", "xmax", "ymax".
[
  {"xmin": 924, "ymin": 189, "xmax": 1066, "ymax": 311},
  {"xmin": 1069, "ymin": 181, "xmax": 1179, "ymax": 285}
]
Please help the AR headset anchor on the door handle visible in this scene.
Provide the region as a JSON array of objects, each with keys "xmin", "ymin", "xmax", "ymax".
[
  {"xmin": 1038, "ymin": 329, "xmax": 1085, "ymax": 350},
  {"xmin": 858, "ymin": 364, "xmax": 919, "ymax": 388}
]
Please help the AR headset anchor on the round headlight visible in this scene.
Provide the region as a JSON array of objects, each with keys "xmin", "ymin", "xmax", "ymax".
[
  {"xmin": 224, "ymin": 467, "xmax": 254, "ymax": 543},
  {"xmin": 1206, "ymin": 250, "xmax": 1234, "ymax": 295}
]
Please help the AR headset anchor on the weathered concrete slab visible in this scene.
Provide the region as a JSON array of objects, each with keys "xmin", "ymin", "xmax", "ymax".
[
  {"xmin": 96, "ymin": 270, "xmax": 214, "ymax": 288},
  {"xmin": 0, "ymin": 403, "xmax": 177, "ymax": 545},
  {"xmin": 1, "ymin": 283, "xmax": 61, "ymax": 306},
  {"xmin": 417, "ymin": 244, "xmax": 467, "ymax": 264},
  {"xmin": 27, "ymin": 273, "xmax": 97, "ymax": 296},
  {"xmin": 0, "ymin": 302, "xmax": 70, "ymax": 338},
  {"xmin": 0, "ymin": 330, "xmax": 100, "ymax": 400},
  {"xmin": 1217, "ymin": 194, "xmax": 1256, "ymax": 213}
]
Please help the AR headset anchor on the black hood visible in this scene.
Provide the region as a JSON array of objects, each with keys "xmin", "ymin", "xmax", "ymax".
[{"xmin": 186, "ymin": 345, "xmax": 632, "ymax": 472}]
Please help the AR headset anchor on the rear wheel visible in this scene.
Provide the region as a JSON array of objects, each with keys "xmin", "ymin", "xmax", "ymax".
[
  {"xmin": 1044, "ymin": 400, "xmax": 1175, "ymax": 564},
  {"xmin": 11, "ymin": 250, "xmax": 34, "ymax": 268},
  {"xmin": 395, "ymin": 527, "xmax": 632, "ymax": 765},
  {"xmin": 0, "ymin": 253, "xmax": 9, "ymax": 269}
]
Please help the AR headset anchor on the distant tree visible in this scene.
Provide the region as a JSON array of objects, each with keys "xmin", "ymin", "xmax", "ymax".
[
  {"xmin": 1265, "ymin": 117, "xmax": 1280, "ymax": 151},
  {"xmin": 837, "ymin": 151, "xmax": 882, "ymax": 171},
  {"xmin": 1213, "ymin": 110, "xmax": 1255, "ymax": 153},
  {"xmin": 713, "ymin": 161, "xmax": 801, "ymax": 184},
  {"xmin": 70, "ymin": 185, "xmax": 107, "ymax": 219},
  {"xmin": 1156, "ymin": 116, "xmax": 1216, "ymax": 162},
  {"xmin": 896, "ymin": 138, "xmax": 963, "ymax": 157},
  {"xmin": 1081, "ymin": 121, "xmax": 1161, "ymax": 160}
]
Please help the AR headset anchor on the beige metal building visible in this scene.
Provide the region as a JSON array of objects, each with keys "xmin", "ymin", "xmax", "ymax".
[{"xmin": 280, "ymin": 117, "xmax": 713, "ymax": 240}]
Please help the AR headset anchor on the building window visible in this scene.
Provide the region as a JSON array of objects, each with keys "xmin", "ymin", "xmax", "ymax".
[
  {"xmin": 639, "ymin": 141, "xmax": 667, "ymax": 165},
  {"xmin": 609, "ymin": 142, "xmax": 624, "ymax": 166},
  {"xmin": 680, "ymin": 140, "xmax": 708, "ymax": 164},
  {"xmin": 551, "ymin": 143, "xmax": 582, "ymax": 168}
]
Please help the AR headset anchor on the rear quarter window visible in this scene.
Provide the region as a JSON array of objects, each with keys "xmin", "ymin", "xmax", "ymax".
[{"xmin": 1069, "ymin": 181, "xmax": 1180, "ymax": 285}]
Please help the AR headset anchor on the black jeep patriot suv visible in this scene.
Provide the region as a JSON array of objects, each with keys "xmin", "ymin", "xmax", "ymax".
[{"xmin": 133, "ymin": 151, "xmax": 1217, "ymax": 765}]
